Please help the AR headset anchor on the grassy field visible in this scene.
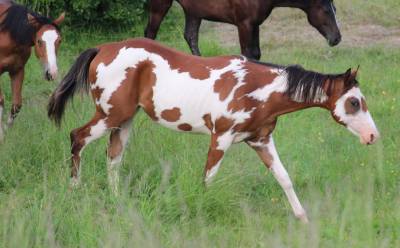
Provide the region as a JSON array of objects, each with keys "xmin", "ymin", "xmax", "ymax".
[{"xmin": 0, "ymin": 1, "xmax": 399, "ymax": 247}]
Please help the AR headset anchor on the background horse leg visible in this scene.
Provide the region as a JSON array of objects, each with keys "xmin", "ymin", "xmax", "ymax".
[
  {"xmin": 251, "ymin": 26, "xmax": 261, "ymax": 60},
  {"xmin": 70, "ymin": 112, "xmax": 108, "ymax": 187},
  {"xmin": 238, "ymin": 22, "xmax": 259, "ymax": 60},
  {"xmin": 107, "ymin": 118, "xmax": 133, "ymax": 195},
  {"xmin": 7, "ymin": 69, "xmax": 24, "ymax": 127},
  {"xmin": 144, "ymin": 0, "xmax": 173, "ymax": 39},
  {"xmin": 184, "ymin": 14, "xmax": 202, "ymax": 56},
  {"xmin": 247, "ymin": 134, "xmax": 309, "ymax": 223},
  {"xmin": 0, "ymin": 87, "xmax": 4, "ymax": 141},
  {"xmin": 204, "ymin": 132, "xmax": 234, "ymax": 184}
]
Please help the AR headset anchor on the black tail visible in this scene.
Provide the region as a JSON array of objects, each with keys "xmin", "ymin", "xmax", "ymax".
[{"xmin": 48, "ymin": 48, "xmax": 99, "ymax": 126}]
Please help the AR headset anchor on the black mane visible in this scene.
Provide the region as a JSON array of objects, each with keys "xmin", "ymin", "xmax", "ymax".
[
  {"xmin": 0, "ymin": 3, "xmax": 58, "ymax": 46},
  {"xmin": 284, "ymin": 65, "xmax": 343, "ymax": 103}
]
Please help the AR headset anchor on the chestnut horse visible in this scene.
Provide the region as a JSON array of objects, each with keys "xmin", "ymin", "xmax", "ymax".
[
  {"xmin": 145, "ymin": 0, "xmax": 341, "ymax": 60},
  {"xmin": 0, "ymin": 1, "xmax": 64, "ymax": 140},
  {"xmin": 48, "ymin": 38, "xmax": 379, "ymax": 222}
]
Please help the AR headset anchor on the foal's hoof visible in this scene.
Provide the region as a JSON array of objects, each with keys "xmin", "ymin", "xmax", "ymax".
[
  {"xmin": 296, "ymin": 213, "xmax": 309, "ymax": 224},
  {"xmin": 69, "ymin": 178, "xmax": 81, "ymax": 189}
]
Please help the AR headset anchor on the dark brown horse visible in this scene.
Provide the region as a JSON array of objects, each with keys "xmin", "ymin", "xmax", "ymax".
[
  {"xmin": 145, "ymin": 0, "xmax": 341, "ymax": 59},
  {"xmin": 48, "ymin": 38, "xmax": 379, "ymax": 222},
  {"xmin": 0, "ymin": 1, "xmax": 64, "ymax": 141}
]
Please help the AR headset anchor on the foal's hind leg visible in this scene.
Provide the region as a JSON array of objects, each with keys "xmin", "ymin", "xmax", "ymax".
[
  {"xmin": 144, "ymin": 0, "xmax": 173, "ymax": 39},
  {"xmin": 107, "ymin": 118, "xmax": 133, "ymax": 195},
  {"xmin": 184, "ymin": 15, "xmax": 202, "ymax": 56},
  {"xmin": 247, "ymin": 134, "xmax": 308, "ymax": 223},
  {"xmin": 70, "ymin": 111, "xmax": 109, "ymax": 186}
]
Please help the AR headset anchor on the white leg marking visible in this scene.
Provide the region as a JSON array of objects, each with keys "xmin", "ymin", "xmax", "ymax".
[
  {"xmin": 267, "ymin": 136, "xmax": 308, "ymax": 223},
  {"xmin": 107, "ymin": 120, "xmax": 132, "ymax": 195},
  {"xmin": 70, "ymin": 119, "xmax": 108, "ymax": 187},
  {"xmin": 205, "ymin": 133, "xmax": 234, "ymax": 184},
  {"xmin": 205, "ymin": 160, "xmax": 222, "ymax": 185}
]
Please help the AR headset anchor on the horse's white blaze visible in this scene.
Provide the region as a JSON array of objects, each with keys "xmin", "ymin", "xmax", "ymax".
[
  {"xmin": 334, "ymin": 87, "xmax": 379, "ymax": 144},
  {"xmin": 42, "ymin": 30, "xmax": 58, "ymax": 76},
  {"xmin": 94, "ymin": 47, "xmax": 255, "ymax": 133},
  {"xmin": 247, "ymin": 72, "xmax": 287, "ymax": 102},
  {"xmin": 266, "ymin": 136, "xmax": 308, "ymax": 222}
]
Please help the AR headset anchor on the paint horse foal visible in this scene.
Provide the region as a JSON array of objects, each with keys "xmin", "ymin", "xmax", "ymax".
[
  {"xmin": 145, "ymin": 0, "xmax": 341, "ymax": 59},
  {"xmin": 0, "ymin": 1, "xmax": 64, "ymax": 140},
  {"xmin": 48, "ymin": 38, "xmax": 379, "ymax": 222}
]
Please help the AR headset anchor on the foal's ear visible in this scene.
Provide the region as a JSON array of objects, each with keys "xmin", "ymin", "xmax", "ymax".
[
  {"xmin": 344, "ymin": 66, "xmax": 359, "ymax": 87},
  {"xmin": 53, "ymin": 12, "xmax": 65, "ymax": 25}
]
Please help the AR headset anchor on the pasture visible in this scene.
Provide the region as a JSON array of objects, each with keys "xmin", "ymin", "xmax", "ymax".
[{"xmin": 0, "ymin": 0, "xmax": 399, "ymax": 247}]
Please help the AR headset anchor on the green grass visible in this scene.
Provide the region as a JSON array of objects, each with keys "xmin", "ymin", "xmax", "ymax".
[{"xmin": 0, "ymin": 2, "xmax": 399, "ymax": 247}]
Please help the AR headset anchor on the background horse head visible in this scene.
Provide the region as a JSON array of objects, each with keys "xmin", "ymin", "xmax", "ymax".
[
  {"xmin": 0, "ymin": 2, "xmax": 65, "ymax": 139},
  {"xmin": 0, "ymin": 3, "xmax": 65, "ymax": 80},
  {"xmin": 305, "ymin": 0, "xmax": 341, "ymax": 46},
  {"xmin": 33, "ymin": 13, "xmax": 64, "ymax": 80}
]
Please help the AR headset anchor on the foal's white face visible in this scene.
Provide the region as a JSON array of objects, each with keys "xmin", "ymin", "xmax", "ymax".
[{"xmin": 333, "ymin": 86, "xmax": 379, "ymax": 145}]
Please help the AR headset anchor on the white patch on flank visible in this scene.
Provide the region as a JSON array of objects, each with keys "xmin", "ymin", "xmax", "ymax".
[
  {"xmin": 333, "ymin": 87, "xmax": 379, "ymax": 143},
  {"xmin": 42, "ymin": 30, "xmax": 59, "ymax": 75},
  {"xmin": 247, "ymin": 72, "xmax": 288, "ymax": 102}
]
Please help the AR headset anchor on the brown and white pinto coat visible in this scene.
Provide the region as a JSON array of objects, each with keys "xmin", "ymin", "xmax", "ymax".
[
  {"xmin": 0, "ymin": 1, "xmax": 64, "ymax": 140},
  {"xmin": 48, "ymin": 38, "xmax": 379, "ymax": 222}
]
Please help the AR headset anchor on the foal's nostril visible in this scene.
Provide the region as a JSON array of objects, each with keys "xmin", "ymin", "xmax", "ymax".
[{"xmin": 370, "ymin": 134, "xmax": 375, "ymax": 143}]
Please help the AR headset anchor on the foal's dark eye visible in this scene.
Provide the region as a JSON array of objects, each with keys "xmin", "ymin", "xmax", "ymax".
[
  {"xmin": 350, "ymin": 98, "xmax": 360, "ymax": 108},
  {"xmin": 37, "ymin": 40, "xmax": 43, "ymax": 46}
]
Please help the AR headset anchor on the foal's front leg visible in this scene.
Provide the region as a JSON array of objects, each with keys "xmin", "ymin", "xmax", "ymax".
[
  {"xmin": 7, "ymin": 69, "xmax": 24, "ymax": 127},
  {"xmin": 204, "ymin": 132, "xmax": 234, "ymax": 184},
  {"xmin": 247, "ymin": 135, "xmax": 309, "ymax": 223}
]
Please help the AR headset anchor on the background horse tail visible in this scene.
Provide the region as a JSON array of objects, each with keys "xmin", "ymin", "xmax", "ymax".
[{"xmin": 48, "ymin": 48, "xmax": 99, "ymax": 126}]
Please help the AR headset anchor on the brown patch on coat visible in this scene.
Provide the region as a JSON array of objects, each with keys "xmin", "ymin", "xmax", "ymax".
[
  {"xmin": 215, "ymin": 116, "xmax": 234, "ymax": 133},
  {"xmin": 344, "ymin": 97, "xmax": 360, "ymax": 114},
  {"xmin": 214, "ymin": 71, "xmax": 237, "ymax": 101},
  {"xmin": 361, "ymin": 98, "xmax": 368, "ymax": 112},
  {"xmin": 91, "ymin": 86, "xmax": 104, "ymax": 101},
  {"xmin": 135, "ymin": 60, "xmax": 158, "ymax": 121},
  {"xmin": 205, "ymin": 149, "xmax": 224, "ymax": 172},
  {"xmin": 161, "ymin": 107, "xmax": 181, "ymax": 122},
  {"xmin": 203, "ymin": 114, "xmax": 213, "ymax": 131},
  {"xmin": 178, "ymin": 123, "xmax": 192, "ymax": 131},
  {"xmin": 247, "ymin": 135, "xmax": 274, "ymax": 167}
]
